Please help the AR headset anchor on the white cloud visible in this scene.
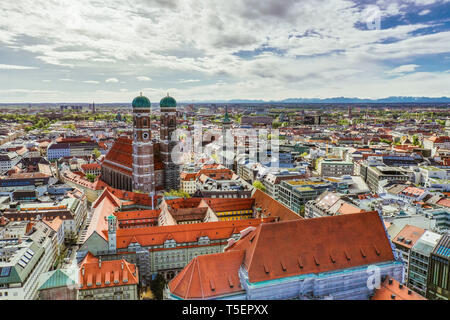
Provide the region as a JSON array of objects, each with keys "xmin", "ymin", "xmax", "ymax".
[
  {"xmin": 84, "ymin": 80, "xmax": 100, "ymax": 84},
  {"xmin": 0, "ymin": 0, "xmax": 449, "ymax": 102},
  {"xmin": 385, "ymin": 64, "xmax": 420, "ymax": 75},
  {"xmin": 0, "ymin": 64, "xmax": 38, "ymax": 70},
  {"xmin": 179, "ymin": 79, "xmax": 200, "ymax": 83},
  {"xmin": 137, "ymin": 76, "xmax": 152, "ymax": 81},
  {"xmin": 418, "ymin": 9, "xmax": 431, "ymax": 15}
]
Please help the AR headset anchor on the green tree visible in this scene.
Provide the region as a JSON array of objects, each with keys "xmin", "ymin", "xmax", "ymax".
[
  {"xmin": 272, "ymin": 121, "xmax": 282, "ymax": 129},
  {"xmin": 164, "ymin": 189, "xmax": 191, "ymax": 198},
  {"xmin": 150, "ymin": 274, "xmax": 167, "ymax": 300},
  {"xmin": 412, "ymin": 135, "xmax": 421, "ymax": 146},
  {"xmin": 252, "ymin": 180, "xmax": 266, "ymax": 192},
  {"xmin": 92, "ymin": 148, "xmax": 101, "ymax": 159},
  {"xmin": 85, "ymin": 173, "xmax": 98, "ymax": 183}
]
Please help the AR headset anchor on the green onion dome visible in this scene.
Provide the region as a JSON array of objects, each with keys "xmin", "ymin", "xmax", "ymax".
[
  {"xmin": 132, "ymin": 93, "xmax": 151, "ymax": 108},
  {"xmin": 160, "ymin": 94, "xmax": 177, "ymax": 110}
]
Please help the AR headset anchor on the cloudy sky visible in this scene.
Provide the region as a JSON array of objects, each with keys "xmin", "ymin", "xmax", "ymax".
[{"xmin": 0, "ymin": 0, "xmax": 449, "ymax": 103}]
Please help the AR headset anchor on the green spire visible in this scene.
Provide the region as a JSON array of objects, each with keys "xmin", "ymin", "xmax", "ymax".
[{"xmin": 223, "ymin": 106, "xmax": 231, "ymax": 123}]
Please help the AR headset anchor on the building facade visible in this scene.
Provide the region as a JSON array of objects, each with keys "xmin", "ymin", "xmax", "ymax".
[{"xmin": 426, "ymin": 234, "xmax": 450, "ymax": 300}]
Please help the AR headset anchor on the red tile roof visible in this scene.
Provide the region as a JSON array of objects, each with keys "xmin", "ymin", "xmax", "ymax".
[
  {"xmin": 165, "ymin": 197, "xmax": 203, "ymax": 209},
  {"xmin": 116, "ymin": 210, "xmax": 160, "ymax": 221},
  {"xmin": 400, "ymin": 187, "xmax": 426, "ymax": 197},
  {"xmin": 371, "ymin": 277, "xmax": 426, "ymax": 300},
  {"xmin": 196, "ymin": 168, "xmax": 234, "ymax": 181},
  {"xmin": 336, "ymin": 202, "xmax": 365, "ymax": 215},
  {"xmin": 115, "ymin": 218, "xmax": 276, "ymax": 249},
  {"xmin": 392, "ymin": 225, "xmax": 425, "ymax": 249},
  {"xmin": 103, "ymin": 137, "xmax": 133, "ymax": 170},
  {"xmin": 79, "ymin": 253, "xmax": 138, "ymax": 290},
  {"xmin": 106, "ymin": 186, "xmax": 160, "ymax": 207},
  {"xmin": 102, "ymin": 137, "xmax": 164, "ymax": 173},
  {"xmin": 437, "ymin": 198, "xmax": 450, "ymax": 208},
  {"xmin": 81, "ymin": 163, "xmax": 101, "ymax": 170},
  {"xmin": 252, "ymin": 189, "xmax": 301, "ymax": 221},
  {"xmin": 169, "ymin": 250, "xmax": 245, "ymax": 299},
  {"xmin": 180, "ymin": 172, "xmax": 197, "ymax": 181},
  {"xmin": 43, "ymin": 217, "xmax": 63, "ymax": 232},
  {"xmin": 227, "ymin": 211, "xmax": 395, "ymax": 283},
  {"xmin": 200, "ymin": 198, "xmax": 255, "ymax": 213}
]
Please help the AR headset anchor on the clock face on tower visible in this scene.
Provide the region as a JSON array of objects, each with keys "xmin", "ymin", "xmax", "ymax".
[{"xmin": 143, "ymin": 132, "xmax": 149, "ymax": 140}]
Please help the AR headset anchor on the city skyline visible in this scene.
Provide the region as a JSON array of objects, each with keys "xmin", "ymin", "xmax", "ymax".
[{"xmin": 1, "ymin": 0, "xmax": 450, "ymax": 103}]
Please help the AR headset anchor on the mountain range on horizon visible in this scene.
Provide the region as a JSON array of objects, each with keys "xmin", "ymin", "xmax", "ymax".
[{"xmin": 1, "ymin": 96, "xmax": 450, "ymax": 105}]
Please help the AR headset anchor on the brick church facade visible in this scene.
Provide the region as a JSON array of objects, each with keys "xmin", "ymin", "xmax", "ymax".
[{"xmin": 100, "ymin": 93, "xmax": 180, "ymax": 193}]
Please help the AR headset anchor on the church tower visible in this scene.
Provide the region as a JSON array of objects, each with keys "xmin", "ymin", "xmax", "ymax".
[
  {"xmin": 160, "ymin": 94, "xmax": 180, "ymax": 191},
  {"xmin": 132, "ymin": 93, "xmax": 155, "ymax": 194},
  {"xmin": 107, "ymin": 214, "xmax": 117, "ymax": 253},
  {"xmin": 222, "ymin": 106, "xmax": 233, "ymax": 169}
]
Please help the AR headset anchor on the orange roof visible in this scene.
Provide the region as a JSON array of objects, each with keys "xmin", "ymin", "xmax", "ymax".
[
  {"xmin": 252, "ymin": 189, "xmax": 300, "ymax": 221},
  {"xmin": 116, "ymin": 218, "xmax": 276, "ymax": 249},
  {"xmin": 79, "ymin": 253, "xmax": 138, "ymax": 290},
  {"xmin": 401, "ymin": 187, "xmax": 426, "ymax": 197},
  {"xmin": 165, "ymin": 197, "xmax": 202, "ymax": 209},
  {"xmin": 169, "ymin": 250, "xmax": 245, "ymax": 299},
  {"xmin": 180, "ymin": 172, "xmax": 197, "ymax": 181},
  {"xmin": 106, "ymin": 186, "xmax": 160, "ymax": 207},
  {"xmin": 43, "ymin": 217, "xmax": 63, "ymax": 232},
  {"xmin": 81, "ymin": 163, "xmax": 101, "ymax": 170},
  {"xmin": 371, "ymin": 277, "xmax": 426, "ymax": 300},
  {"xmin": 392, "ymin": 225, "xmax": 425, "ymax": 249},
  {"xmin": 227, "ymin": 211, "xmax": 395, "ymax": 283},
  {"xmin": 103, "ymin": 137, "xmax": 133, "ymax": 170},
  {"xmin": 200, "ymin": 198, "xmax": 254, "ymax": 213},
  {"xmin": 337, "ymin": 202, "xmax": 365, "ymax": 215},
  {"xmin": 437, "ymin": 198, "xmax": 450, "ymax": 208},
  {"xmin": 196, "ymin": 168, "xmax": 234, "ymax": 181},
  {"xmin": 87, "ymin": 189, "xmax": 122, "ymax": 241},
  {"xmin": 116, "ymin": 210, "xmax": 160, "ymax": 221}
]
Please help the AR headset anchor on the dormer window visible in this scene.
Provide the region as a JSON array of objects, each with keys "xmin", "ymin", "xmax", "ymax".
[{"xmin": 164, "ymin": 239, "xmax": 176, "ymax": 248}]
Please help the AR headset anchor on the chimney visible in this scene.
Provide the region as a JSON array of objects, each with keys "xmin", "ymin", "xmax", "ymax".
[
  {"xmin": 408, "ymin": 289, "xmax": 412, "ymax": 295},
  {"xmin": 391, "ymin": 294, "xmax": 396, "ymax": 300},
  {"xmin": 388, "ymin": 278, "xmax": 393, "ymax": 285},
  {"xmin": 399, "ymin": 284, "xmax": 403, "ymax": 289}
]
